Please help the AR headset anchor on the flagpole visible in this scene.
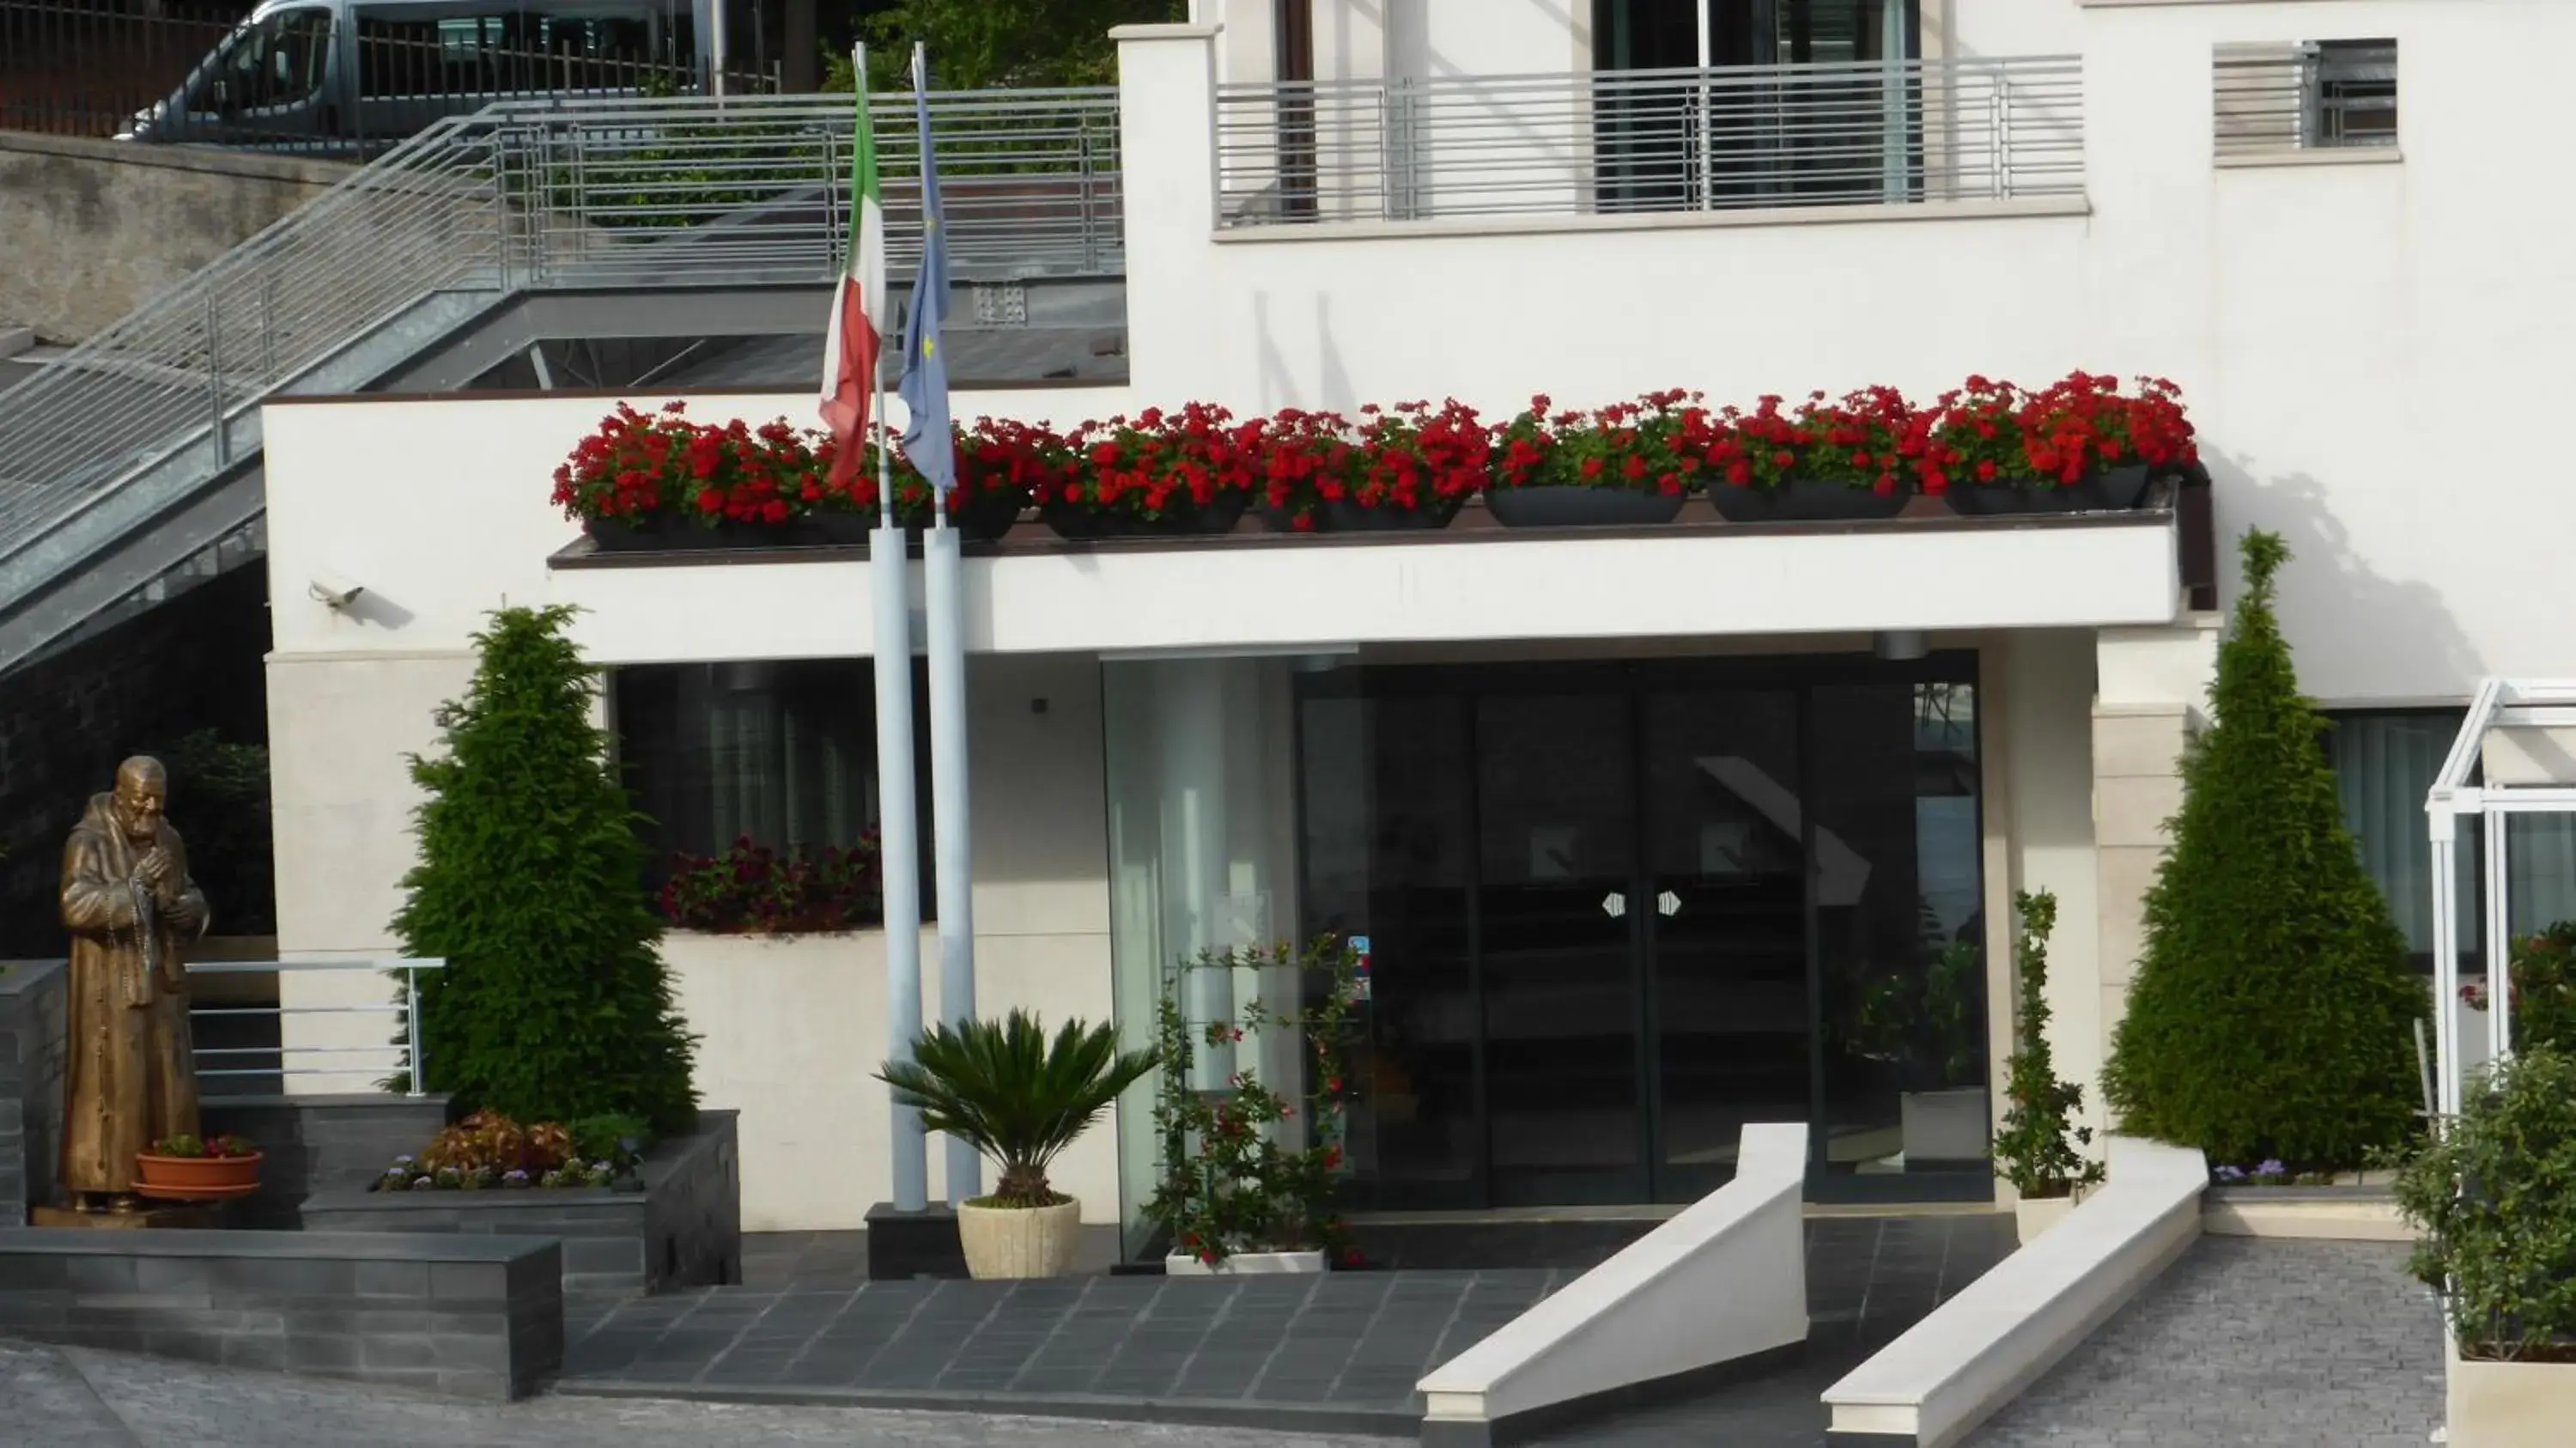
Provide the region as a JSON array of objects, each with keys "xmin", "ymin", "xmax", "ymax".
[
  {"xmin": 860, "ymin": 37, "xmax": 929, "ymax": 1217},
  {"xmin": 910, "ymin": 41, "xmax": 980, "ymax": 1207}
]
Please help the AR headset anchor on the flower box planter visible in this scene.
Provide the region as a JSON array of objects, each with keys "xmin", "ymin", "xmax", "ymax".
[
  {"xmin": 1708, "ymin": 478, "xmax": 1910, "ymax": 524},
  {"xmin": 300, "ymin": 1111, "xmax": 740, "ymax": 1299},
  {"xmin": 1942, "ymin": 464, "xmax": 2153, "ymax": 517},
  {"xmin": 2447, "ymin": 1335, "xmax": 2576, "ymax": 1448},
  {"xmin": 957, "ymin": 1197, "xmax": 1083, "ymax": 1280},
  {"xmin": 1041, "ymin": 491, "xmax": 1250, "ymax": 540},
  {"xmin": 133, "ymin": 1150, "xmax": 262, "ymax": 1202},
  {"xmin": 1485, "ymin": 486, "xmax": 1686, "ymax": 529},
  {"xmin": 586, "ymin": 518, "xmax": 774, "ymax": 553},
  {"xmin": 1164, "ymin": 1248, "xmax": 1327, "ymax": 1276},
  {"xmin": 1267, "ymin": 497, "xmax": 1465, "ymax": 533}
]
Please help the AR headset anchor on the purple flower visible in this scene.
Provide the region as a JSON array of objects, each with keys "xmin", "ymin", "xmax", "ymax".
[
  {"xmin": 411, "ymin": 1176, "xmax": 434, "ymax": 1189},
  {"xmin": 2213, "ymin": 1165, "xmax": 2246, "ymax": 1183},
  {"xmin": 2256, "ymin": 1159, "xmax": 2287, "ymax": 1177},
  {"xmin": 501, "ymin": 1169, "xmax": 531, "ymax": 1187}
]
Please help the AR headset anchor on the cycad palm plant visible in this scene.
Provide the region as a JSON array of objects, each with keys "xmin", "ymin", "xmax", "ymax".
[{"xmin": 878, "ymin": 1011, "xmax": 1157, "ymax": 1208}]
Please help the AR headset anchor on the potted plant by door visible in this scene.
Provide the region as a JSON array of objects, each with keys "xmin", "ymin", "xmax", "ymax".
[
  {"xmin": 1485, "ymin": 392, "xmax": 1695, "ymax": 527},
  {"xmin": 1994, "ymin": 890, "xmax": 2103, "ymax": 1242},
  {"xmin": 134, "ymin": 1133, "xmax": 263, "ymax": 1201},
  {"xmin": 877, "ymin": 1011, "xmax": 1158, "ymax": 1281},
  {"xmin": 1150, "ymin": 939, "xmax": 1366, "ymax": 1275},
  {"xmin": 2397, "ymin": 1045, "xmax": 2576, "ymax": 1447}
]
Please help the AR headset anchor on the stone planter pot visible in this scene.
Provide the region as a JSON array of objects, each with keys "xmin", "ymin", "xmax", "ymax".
[
  {"xmin": 1942, "ymin": 464, "xmax": 2153, "ymax": 517},
  {"xmin": 2447, "ymin": 1335, "xmax": 2576, "ymax": 1447},
  {"xmin": 1899, "ymin": 1087, "xmax": 1990, "ymax": 1164},
  {"xmin": 1485, "ymin": 486, "xmax": 1686, "ymax": 529},
  {"xmin": 958, "ymin": 1197, "xmax": 1083, "ymax": 1280},
  {"xmin": 134, "ymin": 1150, "xmax": 263, "ymax": 1202},
  {"xmin": 1164, "ymin": 1248, "xmax": 1327, "ymax": 1276},
  {"xmin": 2014, "ymin": 1188, "xmax": 2087, "ymax": 1245},
  {"xmin": 1708, "ymin": 478, "xmax": 1910, "ymax": 523}
]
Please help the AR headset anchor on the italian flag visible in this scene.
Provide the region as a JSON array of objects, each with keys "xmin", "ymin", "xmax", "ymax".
[{"xmin": 820, "ymin": 64, "xmax": 885, "ymax": 492}]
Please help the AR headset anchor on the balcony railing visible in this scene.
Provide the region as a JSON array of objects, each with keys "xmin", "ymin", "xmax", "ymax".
[{"xmin": 1216, "ymin": 56, "xmax": 2083, "ymax": 228}]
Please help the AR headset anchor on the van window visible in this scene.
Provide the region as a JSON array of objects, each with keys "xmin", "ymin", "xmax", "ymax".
[
  {"xmin": 356, "ymin": 4, "xmax": 663, "ymax": 98},
  {"xmin": 210, "ymin": 7, "xmax": 333, "ymax": 112}
]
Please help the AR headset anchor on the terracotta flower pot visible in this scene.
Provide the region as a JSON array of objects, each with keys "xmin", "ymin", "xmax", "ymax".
[
  {"xmin": 134, "ymin": 1151, "xmax": 263, "ymax": 1202},
  {"xmin": 957, "ymin": 1197, "xmax": 1083, "ymax": 1280}
]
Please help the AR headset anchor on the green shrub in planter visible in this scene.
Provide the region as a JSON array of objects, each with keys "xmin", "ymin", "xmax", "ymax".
[
  {"xmin": 2104, "ymin": 530, "xmax": 2426, "ymax": 1170},
  {"xmin": 2395, "ymin": 1046, "xmax": 2576, "ymax": 1360},
  {"xmin": 392, "ymin": 606, "xmax": 699, "ymax": 1135}
]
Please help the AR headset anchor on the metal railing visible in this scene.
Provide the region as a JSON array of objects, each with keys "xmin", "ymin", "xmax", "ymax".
[
  {"xmin": 0, "ymin": 86, "xmax": 1120, "ymax": 674},
  {"xmin": 0, "ymin": 0, "xmax": 245, "ymax": 138},
  {"xmin": 2213, "ymin": 40, "xmax": 2397, "ymax": 158},
  {"xmin": 185, "ymin": 956, "xmax": 442, "ymax": 1095},
  {"xmin": 1216, "ymin": 56, "xmax": 2083, "ymax": 226}
]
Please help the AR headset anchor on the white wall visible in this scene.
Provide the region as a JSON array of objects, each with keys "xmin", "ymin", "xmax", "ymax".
[{"xmin": 1120, "ymin": 5, "xmax": 2576, "ymax": 706}]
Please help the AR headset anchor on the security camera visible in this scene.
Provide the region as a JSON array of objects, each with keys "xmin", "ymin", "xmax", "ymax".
[{"xmin": 307, "ymin": 571, "xmax": 366, "ymax": 609}]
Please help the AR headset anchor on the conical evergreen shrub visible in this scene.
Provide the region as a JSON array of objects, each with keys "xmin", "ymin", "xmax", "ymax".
[
  {"xmin": 2102, "ymin": 530, "xmax": 2425, "ymax": 1168},
  {"xmin": 393, "ymin": 606, "xmax": 698, "ymax": 1134}
]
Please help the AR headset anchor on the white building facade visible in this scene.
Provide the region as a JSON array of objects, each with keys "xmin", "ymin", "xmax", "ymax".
[{"xmin": 260, "ymin": 0, "xmax": 2576, "ymax": 1247}]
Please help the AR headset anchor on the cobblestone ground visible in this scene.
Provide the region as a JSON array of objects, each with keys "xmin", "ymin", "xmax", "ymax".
[
  {"xmin": 0, "ymin": 1339, "xmax": 1389, "ymax": 1448},
  {"xmin": 1968, "ymin": 1237, "xmax": 2445, "ymax": 1448}
]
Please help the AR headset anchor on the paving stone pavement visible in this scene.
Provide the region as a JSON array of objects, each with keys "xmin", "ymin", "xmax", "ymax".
[
  {"xmin": 559, "ymin": 1214, "xmax": 2015, "ymax": 1439},
  {"xmin": 1966, "ymin": 1237, "xmax": 2445, "ymax": 1448},
  {"xmin": 0, "ymin": 1338, "xmax": 1390, "ymax": 1448}
]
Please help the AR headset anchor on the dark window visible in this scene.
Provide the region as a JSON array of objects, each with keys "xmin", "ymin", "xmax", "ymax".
[
  {"xmin": 611, "ymin": 660, "xmax": 933, "ymax": 906},
  {"xmin": 2324, "ymin": 709, "xmax": 2576, "ymax": 970}
]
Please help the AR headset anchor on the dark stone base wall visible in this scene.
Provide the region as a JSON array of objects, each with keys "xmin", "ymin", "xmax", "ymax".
[
  {"xmin": 0, "ymin": 960, "xmax": 68, "ymax": 1226},
  {"xmin": 0, "ymin": 1228, "xmax": 563, "ymax": 1399},
  {"xmin": 201, "ymin": 1093, "xmax": 456, "ymax": 1230},
  {"xmin": 0, "ymin": 566, "xmax": 270, "ymax": 958},
  {"xmin": 300, "ymin": 1111, "xmax": 740, "ymax": 1299}
]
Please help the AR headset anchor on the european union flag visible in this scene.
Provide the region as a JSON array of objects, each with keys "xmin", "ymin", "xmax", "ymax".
[{"xmin": 898, "ymin": 48, "xmax": 954, "ymax": 500}]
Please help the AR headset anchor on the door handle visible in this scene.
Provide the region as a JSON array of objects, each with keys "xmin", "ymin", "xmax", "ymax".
[
  {"xmin": 1657, "ymin": 890, "xmax": 1681, "ymax": 917},
  {"xmin": 1601, "ymin": 891, "xmax": 1626, "ymax": 919}
]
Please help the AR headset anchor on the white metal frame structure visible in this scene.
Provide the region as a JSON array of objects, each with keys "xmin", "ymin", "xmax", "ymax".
[{"xmin": 2425, "ymin": 678, "xmax": 2576, "ymax": 1115}]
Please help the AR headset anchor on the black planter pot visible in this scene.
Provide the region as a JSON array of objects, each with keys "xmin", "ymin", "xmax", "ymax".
[
  {"xmin": 1943, "ymin": 463, "xmax": 2154, "ymax": 517},
  {"xmin": 1707, "ymin": 478, "xmax": 1910, "ymax": 524},
  {"xmin": 586, "ymin": 517, "xmax": 772, "ymax": 552},
  {"xmin": 1484, "ymin": 486, "xmax": 1686, "ymax": 529},
  {"xmin": 1042, "ymin": 490, "xmax": 1250, "ymax": 540}
]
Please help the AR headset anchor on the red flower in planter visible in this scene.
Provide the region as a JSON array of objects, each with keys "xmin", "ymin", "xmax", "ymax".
[
  {"xmin": 1493, "ymin": 389, "xmax": 1701, "ymax": 494},
  {"xmin": 1254, "ymin": 406, "xmax": 1369, "ymax": 528},
  {"xmin": 1709, "ymin": 386, "xmax": 1920, "ymax": 496},
  {"xmin": 660, "ymin": 834, "xmax": 885, "ymax": 934},
  {"xmin": 1928, "ymin": 373, "xmax": 2198, "ymax": 494},
  {"xmin": 1052, "ymin": 403, "xmax": 1256, "ymax": 523}
]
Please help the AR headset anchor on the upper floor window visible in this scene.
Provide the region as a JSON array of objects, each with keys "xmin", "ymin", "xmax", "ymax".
[{"xmin": 2215, "ymin": 38, "xmax": 2398, "ymax": 160}]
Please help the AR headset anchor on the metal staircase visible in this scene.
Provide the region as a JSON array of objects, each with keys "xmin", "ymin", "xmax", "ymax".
[{"xmin": 0, "ymin": 88, "xmax": 1123, "ymax": 676}]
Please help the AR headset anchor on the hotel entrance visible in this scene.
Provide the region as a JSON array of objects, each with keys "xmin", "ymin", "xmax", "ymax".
[{"xmin": 1297, "ymin": 654, "xmax": 1990, "ymax": 1208}]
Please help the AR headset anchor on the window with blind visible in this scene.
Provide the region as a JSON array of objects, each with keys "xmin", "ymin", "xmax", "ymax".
[{"xmin": 2324, "ymin": 710, "xmax": 2576, "ymax": 969}]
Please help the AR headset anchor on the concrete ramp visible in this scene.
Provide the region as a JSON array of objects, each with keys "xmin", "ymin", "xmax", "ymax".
[{"xmin": 1417, "ymin": 1123, "xmax": 1809, "ymax": 1446}]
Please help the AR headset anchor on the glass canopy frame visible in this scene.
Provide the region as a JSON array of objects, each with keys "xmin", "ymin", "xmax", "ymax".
[{"xmin": 2425, "ymin": 677, "xmax": 2576, "ymax": 1116}]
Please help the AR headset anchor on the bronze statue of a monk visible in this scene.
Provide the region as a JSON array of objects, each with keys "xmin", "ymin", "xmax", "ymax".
[{"xmin": 58, "ymin": 756, "xmax": 210, "ymax": 1210}]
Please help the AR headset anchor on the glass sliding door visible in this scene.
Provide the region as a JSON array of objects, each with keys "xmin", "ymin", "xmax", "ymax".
[
  {"xmin": 1811, "ymin": 680, "xmax": 1990, "ymax": 1194},
  {"xmin": 1291, "ymin": 652, "xmax": 1988, "ymax": 1211},
  {"xmin": 1475, "ymin": 690, "xmax": 1647, "ymax": 1205},
  {"xmin": 1638, "ymin": 685, "xmax": 1808, "ymax": 1198}
]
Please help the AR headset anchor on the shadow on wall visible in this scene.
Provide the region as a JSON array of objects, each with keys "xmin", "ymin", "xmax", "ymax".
[{"xmin": 2208, "ymin": 456, "xmax": 2482, "ymax": 703}]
